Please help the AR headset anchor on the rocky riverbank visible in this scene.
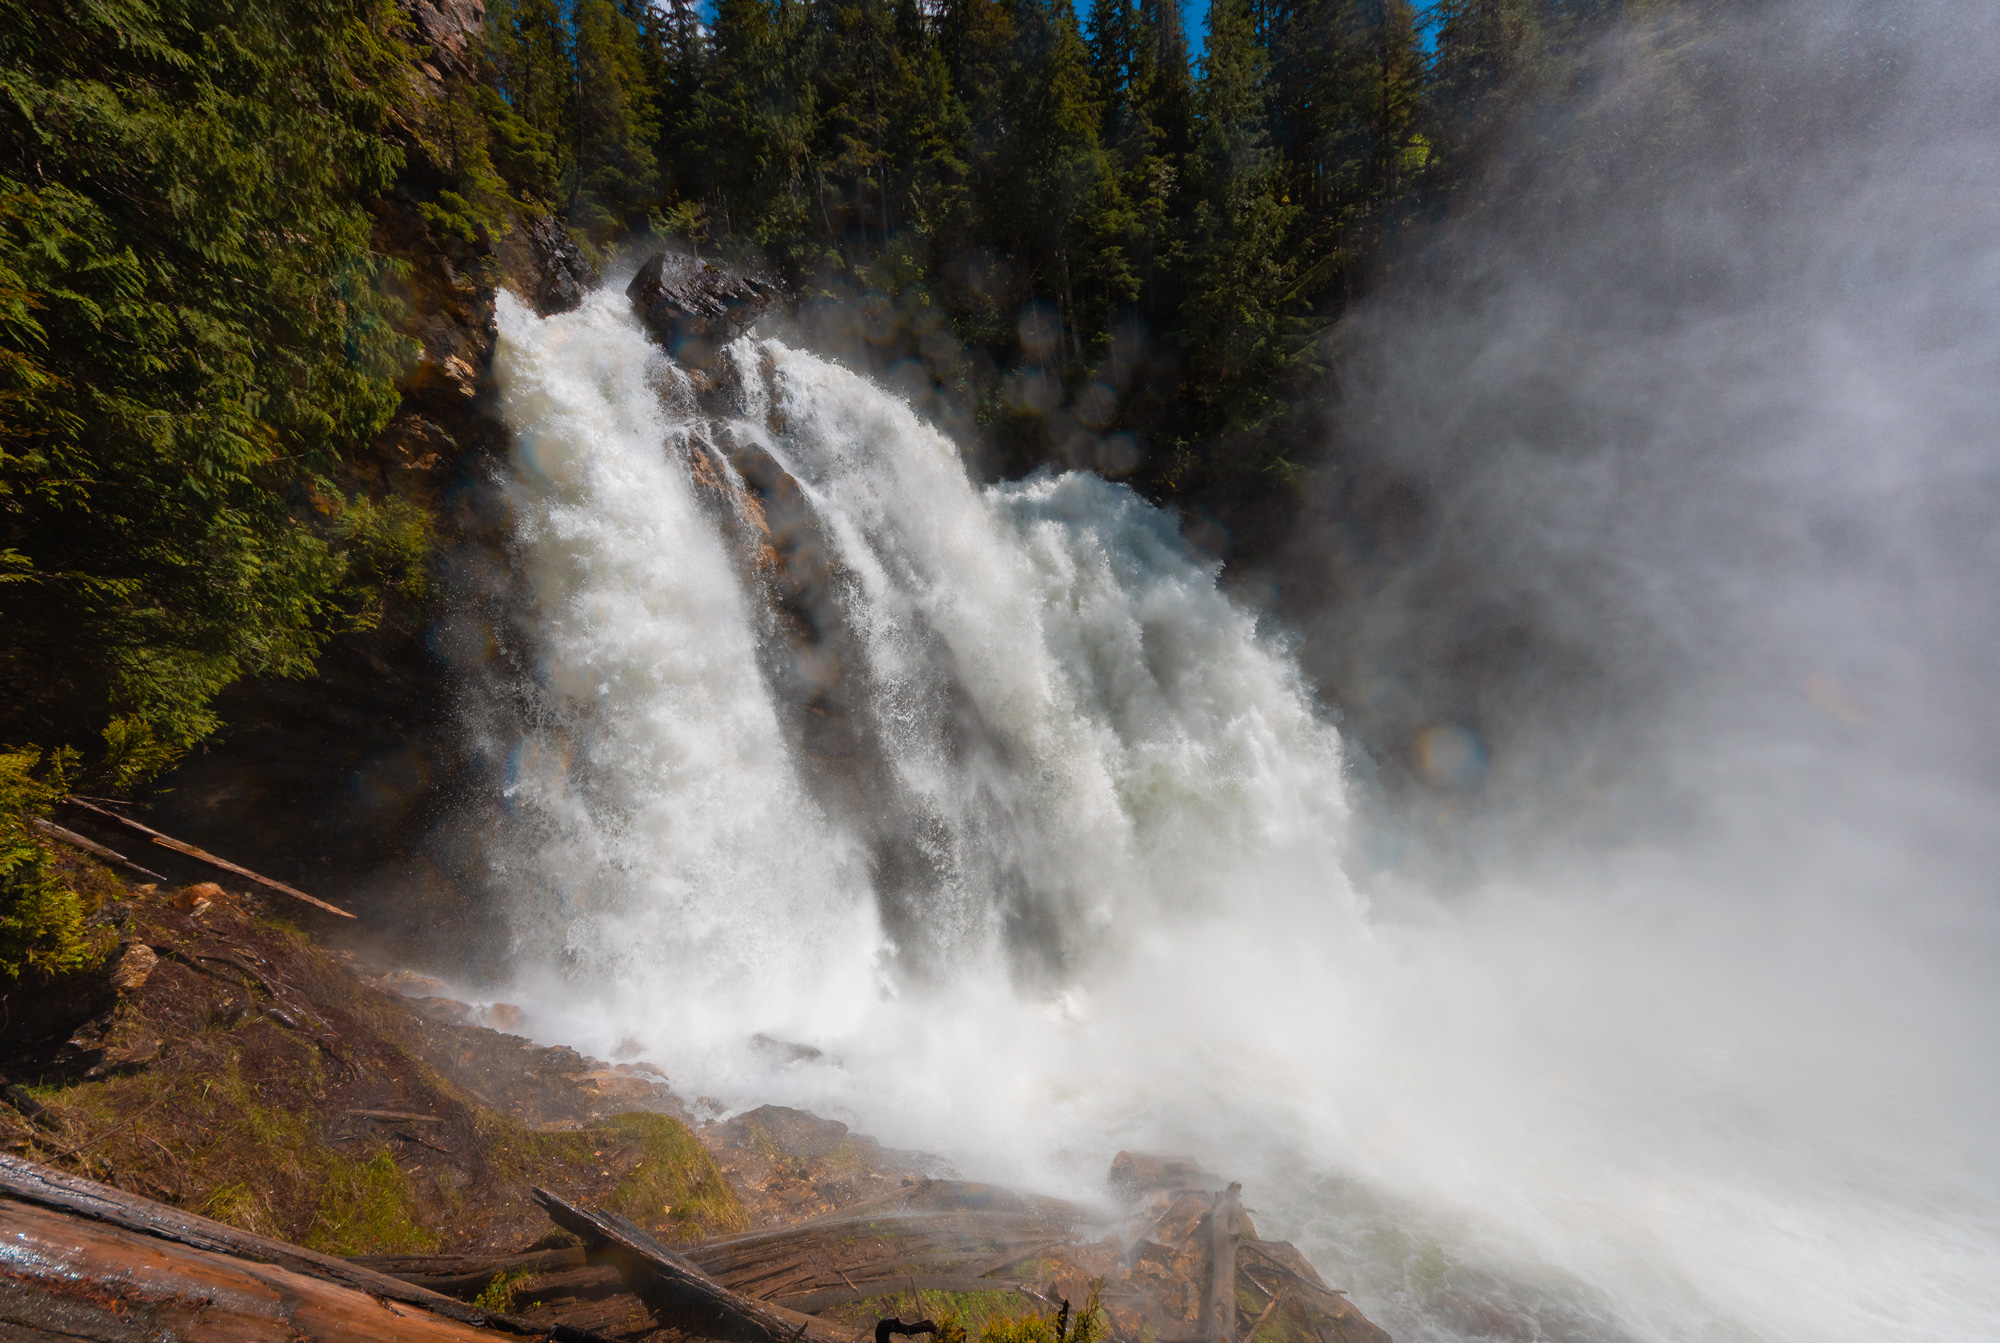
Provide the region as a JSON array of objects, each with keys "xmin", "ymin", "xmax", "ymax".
[{"xmin": 0, "ymin": 853, "xmax": 1389, "ymax": 1343}]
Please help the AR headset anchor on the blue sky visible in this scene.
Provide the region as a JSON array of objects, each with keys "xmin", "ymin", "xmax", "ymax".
[{"xmin": 1177, "ymin": 0, "xmax": 1440, "ymax": 61}]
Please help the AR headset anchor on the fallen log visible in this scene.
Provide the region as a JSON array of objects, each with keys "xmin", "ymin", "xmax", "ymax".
[
  {"xmin": 351, "ymin": 1247, "xmax": 592, "ymax": 1298},
  {"xmin": 1205, "ymin": 1184, "xmax": 1243, "ymax": 1343},
  {"xmin": 32, "ymin": 815, "xmax": 169, "ymax": 882},
  {"xmin": 687, "ymin": 1209, "xmax": 1064, "ymax": 1273},
  {"xmin": 0, "ymin": 1197, "xmax": 562, "ymax": 1342},
  {"xmin": 0, "ymin": 1153, "xmax": 603, "ymax": 1339},
  {"xmin": 775, "ymin": 1276, "xmax": 1050, "ymax": 1314},
  {"xmin": 63, "ymin": 797, "xmax": 354, "ymax": 918},
  {"xmin": 533, "ymin": 1186, "xmax": 852, "ymax": 1343}
]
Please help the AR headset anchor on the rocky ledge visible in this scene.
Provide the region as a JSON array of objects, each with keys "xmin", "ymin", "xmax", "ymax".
[
  {"xmin": 1, "ymin": 843, "xmax": 1390, "ymax": 1343},
  {"xmin": 627, "ymin": 251, "xmax": 782, "ymax": 368}
]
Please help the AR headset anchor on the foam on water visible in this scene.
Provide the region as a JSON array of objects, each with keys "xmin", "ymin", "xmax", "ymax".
[{"xmin": 475, "ymin": 286, "xmax": 2000, "ymax": 1343}]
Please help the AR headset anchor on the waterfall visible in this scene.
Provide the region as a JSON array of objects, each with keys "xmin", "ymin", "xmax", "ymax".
[
  {"xmin": 470, "ymin": 287, "xmax": 2000, "ymax": 1343},
  {"xmin": 482, "ymin": 285, "xmax": 1354, "ymax": 1017}
]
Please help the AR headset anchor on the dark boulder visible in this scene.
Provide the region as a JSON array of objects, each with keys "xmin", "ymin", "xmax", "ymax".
[
  {"xmin": 524, "ymin": 214, "xmax": 598, "ymax": 316},
  {"xmin": 626, "ymin": 251, "xmax": 780, "ymax": 366}
]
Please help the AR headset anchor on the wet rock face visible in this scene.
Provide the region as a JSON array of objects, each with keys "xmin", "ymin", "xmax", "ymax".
[
  {"xmin": 626, "ymin": 251, "xmax": 780, "ymax": 366},
  {"xmin": 401, "ymin": 0, "xmax": 485, "ymax": 80},
  {"xmin": 524, "ymin": 214, "xmax": 599, "ymax": 316}
]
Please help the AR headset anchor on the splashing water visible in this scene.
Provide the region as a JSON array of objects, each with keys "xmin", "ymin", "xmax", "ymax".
[
  {"xmin": 473, "ymin": 284, "xmax": 1999, "ymax": 1343},
  {"xmin": 459, "ymin": 13, "xmax": 2000, "ymax": 1334}
]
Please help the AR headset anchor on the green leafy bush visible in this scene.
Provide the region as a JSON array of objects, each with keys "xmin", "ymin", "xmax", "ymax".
[
  {"xmin": 979, "ymin": 1283, "xmax": 1105, "ymax": 1343},
  {"xmin": 0, "ymin": 744, "xmax": 108, "ymax": 978}
]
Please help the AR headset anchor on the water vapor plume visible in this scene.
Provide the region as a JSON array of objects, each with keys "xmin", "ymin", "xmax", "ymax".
[
  {"xmin": 1302, "ymin": 0, "xmax": 2000, "ymax": 858},
  {"xmin": 1275, "ymin": 0, "xmax": 2000, "ymax": 1334},
  {"xmin": 448, "ymin": 5, "xmax": 2000, "ymax": 1341}
]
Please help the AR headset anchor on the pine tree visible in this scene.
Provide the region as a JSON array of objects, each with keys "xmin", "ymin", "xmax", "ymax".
[
  {"xmin": 814, "ymin": 0, "xmax": 901, "ymax": 249},
  {"xmin": 1088, "ymin": 0, "xmax": 1137, "ymax": 137},
  {"xmin": 884, "ymin": 0, "xmax": 971, "ymax": 244},
  {"xmin": 0, "ymin": 0, "xmax": 418, "ymax": 753},
  {"xmin": 634, "ymin": 0, "xmax": 712, "ymax": 240},
  {"xmin": 484, "ymin": 0, "xmax": 576, "ymax": 204},
  {"xmin": 1125, "ymin": 0, "xmax": 1196, "ymax": 316},
  {"xmin": 1183, "ymin": 0, "xmax": 1299, "ymax": 429},
  {"xmin": 1261, "ymin": 0, "xmax": 1426, "ymax": 309},
  {"xmin": 703, "ymin": 0, "xmax": 818, "ymax": 265},
  {"xmin": 993, "ymin": 0, "xmax": 1131, "ymax": 368},
  {"xmin": 572, "ymin": 0, "xmax": 662, "ymax": 238},
  {"xmin": 1428, "ymin": 0, "xmax": 1545, "ymax": 173}
]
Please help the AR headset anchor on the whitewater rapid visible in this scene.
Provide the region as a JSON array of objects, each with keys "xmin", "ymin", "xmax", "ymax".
[{"xmin": 468, "ymin": 286, "xmax": 2000, "ymax": 1343}]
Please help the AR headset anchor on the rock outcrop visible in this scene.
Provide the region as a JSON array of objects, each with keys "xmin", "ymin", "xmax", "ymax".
[
  {"xmin": 627, "ymin": 252, "xmax": 780, "ymax": 366},
  {"xmin": 401, "ymin": 0, "xmax": 487, "ymax": 80},
  {"xmin": 525, "ymin": 213, "xmax": 600, "ymax": 316}
]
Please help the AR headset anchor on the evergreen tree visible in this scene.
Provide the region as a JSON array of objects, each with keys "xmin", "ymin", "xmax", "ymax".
[
  {"xmin": 1087, "ymin": 0, "xmax": 1137, "ymax": 137},
  {"xmin": 1183, "ymin": 0, "xmax": 1299, "ymax": 429},
  {"xmin": 1124, "ymin": 0, "xmax": 1196, "ymax": 315},
  {"xmin": 703, "ymin": 0, "xmax": 818, "ymax": 265},
  {"xmin": 1262, "ymin": 0, "xmax": 1426, "ymax": 309},
  {"xmin": 993, "ymin": 0, "xmax": 1131, "ymax": 368},
  {"xmin": 1428, "ymin": 0, "xmax": 1546, "ymax": 172},
  {"xmin": 814, "ymin": 0, "xmax": 901, "ymax": 248},
  {"xmin": 483, "ymin": 0, "xmax": 576, "ymax": 203},
  {"xmin": 939, "ymin": 0, "xmax": 1020, "ymax": 255},
  {"xmin": 572, "ymin": 0, "xmax": 661, "ymax": 237},
  {"xmin": 0, "ymin": 0, "xmax": 418, "ymax": 755},
  {"xmin": 883, "ymin": 0, "xmax": 971, "ymax": 244},
  {"xmin": 638, "ymin": 0, "xmax": 709, "ymax": 226}
]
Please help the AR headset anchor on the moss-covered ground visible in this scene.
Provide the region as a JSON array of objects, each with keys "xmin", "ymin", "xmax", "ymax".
[{"xmin": 0, "ymin": 869, "xmax": 743, "ymax": 1255}]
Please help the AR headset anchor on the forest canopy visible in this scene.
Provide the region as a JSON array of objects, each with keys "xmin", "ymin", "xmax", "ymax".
[
  {"xmin": 479, "ymin": 0, "xmax": 1625, "ymax": 488},
  {"xmin": 0, "ymin": 0, "xmax": 1636, "ymax": 971}
]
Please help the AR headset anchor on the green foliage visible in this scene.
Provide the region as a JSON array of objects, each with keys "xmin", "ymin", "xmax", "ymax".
[
  {"xmin": 310, "ymin": 1149, "xmax": 438, "ymax": 1255},
  {"xmin": 572, "ymin": 0, "xmax": 661, "ymax": 240},
  {"xmin": 979, "ymin": 1282, "xmax": 1107, "ymax": 1343},
  {"xmin": 596, "ymin": 1109, "xmax": 749, "ymax": 1238},
  {"xmin": 0, "ymin": 743, "xmax": 108, "ymax": 979},
  {"xmin": 97, "ymin": 714, "xmax": 188, "ymax": 793},
  {"xmin": 474, "ymin": 1267, "xmax": 535, "ymax": 1311},
  {"xmin": 0, "ymin": 0, "xmax": 424, "ymax": 760},
  {"xmin": 332, "ymin": 492, "xmax": 433, "ymax": 627}
]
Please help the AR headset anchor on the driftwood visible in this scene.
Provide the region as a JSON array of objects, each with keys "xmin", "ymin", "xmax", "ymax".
[
  {"xmin": 688, "ymin": 1209, "xmax": 1064, "ymax": 1276},
  {"xmin": 1205, "ymin": 1184, "xmax": 1243, "ymax": 1343},
  {"xmin": 777, "ymin": 1277, "xmax": 1050, "ymax": 1314},
  {"xmin": 0, "ymin": 1198, "xmax": 537, "ymax": 1342},
  {"xmin": 63, "ymin": 797, "xmax": 354, "ymax": 918},
  {"xmin": 32, "ymin": 815, "xmax": 169, "ymax": 882},
  {"xmin": 0, "ymin": 1153, "xmax": 603, "ymax": 1339},
  {"xmin": 1241, "ymin": 1292, "xmax": 1286, "ymax": 1343},
  {"xmin": 533, "ymin": 1185, "xmax": 850, "ymax": 1343},
  {"xmin": 352, "ymin": 1247, "xmax": 592, "ymax": 1298}
]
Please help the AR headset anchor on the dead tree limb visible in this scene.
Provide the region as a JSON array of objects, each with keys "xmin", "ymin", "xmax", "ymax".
[
  {"xmin": 1241, "ymin": 1291, "xmax": 1286, "ymax": 1343},
  {"xmin": 62, "ymin": 798, "xmax": 353, "ymax": 918},
  {"xmin": 0, "ymin": 1153, "xmax": 603, "ymax": 1339},
  {"xmin": 31, "ymin": 816, "xmax": 167, "ymax": 882},
  {"xmin": 1204, "ymin": 1183, "xmax": 1243, "ymax": 1343},
  {"xmin": 533, "ymin": 1186, "xmax": 851, "ymax": 1343}
]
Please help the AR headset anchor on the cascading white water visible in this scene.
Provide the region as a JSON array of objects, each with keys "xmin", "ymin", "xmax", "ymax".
[
  {"xmin": 476, "ymin": 283, "xmax": 2000, "ymax": 1343},
  {"xmin": 477, "ymin": 296, "xmax": 883, "ymax": 1054}
]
